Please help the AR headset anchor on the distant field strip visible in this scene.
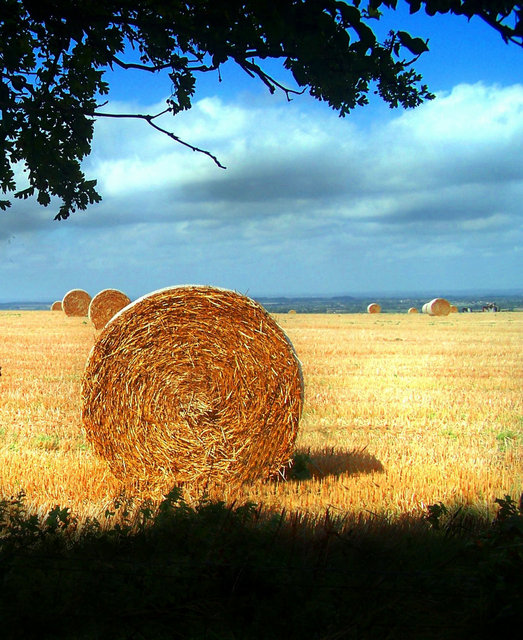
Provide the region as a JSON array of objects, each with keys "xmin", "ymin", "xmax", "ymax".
[{"xmin": 0, "ymin": 310, "xmax": 521, "ymax": 523}]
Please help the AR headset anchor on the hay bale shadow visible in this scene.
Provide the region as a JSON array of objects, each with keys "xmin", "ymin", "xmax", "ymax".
[{"xmin": 280, "ymin": 445, "xmax": 384, "ymax": 482}]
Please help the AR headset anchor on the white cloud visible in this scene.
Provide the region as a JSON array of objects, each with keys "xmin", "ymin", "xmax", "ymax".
[
  {"xmin": 85, "ymin": 82, "xmax": 523, "ymax": 224},
  {"xmin": 1, "ymin": 82, "xmax": 522, "ymax": 299},
  {"xmin": 390, "ymin": 83, "xmax": 523, "ymax": 142},
  {"xmin": 459, "ymin": 213, "xmax": 512, "ymax": 231}
]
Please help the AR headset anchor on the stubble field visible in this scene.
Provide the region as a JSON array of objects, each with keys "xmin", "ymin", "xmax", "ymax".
[{"xmin": 0, "ymin": 309, "xmax": 521, "ymax": 526}]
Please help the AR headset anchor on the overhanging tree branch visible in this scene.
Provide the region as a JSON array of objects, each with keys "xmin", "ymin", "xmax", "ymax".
[
  {"xmin": 476, "ymin": 10, "xmax": 523, "ymax": 47},
  {"xmin": 0, "ymin": 0, "xmax": 521, "ymax": 220},
  {"xmin": 112, "ymin": 56, "xmax": 221, "ymax": 74},
  {"xmin": 238, "ymin": 58, "xmax": 306, "ymax": 100},
  {"xmin": 112, "ymin": 57, "xmax": 171, "ymax": 72},
  {"xmin": 91, "ymin": 109, "xmax": 227, "ymax": 169}
]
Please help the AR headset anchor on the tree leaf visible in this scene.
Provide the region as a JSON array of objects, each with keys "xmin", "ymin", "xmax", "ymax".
[{"xmin": 397, "ymin": 30, "xmax": 430, "ymax": 55}]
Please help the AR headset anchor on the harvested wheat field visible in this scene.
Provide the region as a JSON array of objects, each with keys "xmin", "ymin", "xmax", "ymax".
[{"xmin": 0, "ymin": 309, "xmax": 521, "ymax": 525}]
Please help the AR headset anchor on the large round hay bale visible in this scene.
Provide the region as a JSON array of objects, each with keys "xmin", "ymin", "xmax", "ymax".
[
  {"xmin": 89, "ymin": 288, "xmax": 131, "ymax": 330},
  {"xmin": 81, "ymin": 285, "xmax": 304, "ymax": 487},
  {"xmin": 367, "ymin": 303, "xmax": 381, "ymax": 314},
  {"xmin": 407, "ymin": 307, "xmax": 418, "ymax": 314},
  {"xmin": 62, "ymin": 289, "xmax": 91, "ymax": 317},
  {"xmin": 422, "ymin": 298, "xmax": 451, "ymax": 316},
  {"xmin": 50, "ymin": 301, "xmax": 62, "ymax": 311}
]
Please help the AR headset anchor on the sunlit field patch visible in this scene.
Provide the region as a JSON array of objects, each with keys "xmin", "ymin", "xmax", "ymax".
[{"xmin": 0, "ymin": 310, "xmax": 521, "ymax": 525}]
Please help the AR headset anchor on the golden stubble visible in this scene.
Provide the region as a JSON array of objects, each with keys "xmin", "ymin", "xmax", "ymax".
[{"xmin": 0, "ymin": 309, "xmax": 521, "ymax": 524}]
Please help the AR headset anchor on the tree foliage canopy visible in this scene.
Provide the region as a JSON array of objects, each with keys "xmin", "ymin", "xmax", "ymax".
[{"xmin": 1, "ymin": 0, "xmax": 521, "ymax": 219}]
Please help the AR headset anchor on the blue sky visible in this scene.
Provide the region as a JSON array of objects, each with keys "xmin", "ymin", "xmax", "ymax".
[{"xmin": 1, "ymin": 5, "xmax": 522, "ymax": 302}]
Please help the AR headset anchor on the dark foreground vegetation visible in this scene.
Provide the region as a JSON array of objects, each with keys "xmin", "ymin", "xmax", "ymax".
[{"xmin": 1, "ymin": 489, "xmax": 522, "ymax": 639}]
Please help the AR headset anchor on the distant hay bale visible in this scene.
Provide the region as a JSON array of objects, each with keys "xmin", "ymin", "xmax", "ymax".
[
  {"xmin": 407, "ymin": 307, "xmax": 418, "ymax": 314},
  {"xmin": 288, "ymin": 309, "xmax": 297, "ymax": 314},
  {"xmin": 62, "ymin": 289, "xmax": 91, "ymax": 317},
  {"xmin": 89, "ymin": 288, "xmax": 131, "ymax": 330},
  {"xmin": 422, "ymin": 298, "xmax": 451, "ymax": 316},
  {"xmin": 81, "ymin": 285, "xmax": 304, "ymax": 488},
  {"xmin": 50, "ymin": 301, "xmax": 62, "ymax": 311},
  {"xmin": 367, "ymin": 303, "xmax": 381, "ymax": 314},
  {"xmin": 449, "ymin": 305, "xmax": 458, "ymax": 313}
]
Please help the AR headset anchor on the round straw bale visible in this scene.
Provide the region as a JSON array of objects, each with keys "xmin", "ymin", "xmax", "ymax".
[
  {"xmin": 62, "ymin": 289, "xmax": 91, "ymax": 317},
  {"xmin": 288, "ymin": 309, "xmax": 297, "ymax": 314},
  {"xmin": 367, "ymin": 303, "xmax": 381, "ymax": 314},
  {"xmin": 89, "ymin": 288, "xmax": 131, "ymax": 330},
  {"xmin": 407, "ymin": 307, "xmax": 418, "ymax": 314},
  {"xmin": 422, "ymin": 298, "xmax": 451, "ymax": 316},
  {"xmin": 449, "ymin": 304, "xmax": 458, "ymax": 313},
  {"xmin": 81, "ymin": 285, "xmax": 304, "ymax": 487},
  {"xmin": 50, "ymin": 301, "xmax": 62, "ymax": 311}
]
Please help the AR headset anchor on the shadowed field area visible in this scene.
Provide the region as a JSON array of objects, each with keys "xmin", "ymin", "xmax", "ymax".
[{"xmin": 1, "ymin": 488, "xmax": 522, "ymax": 640}]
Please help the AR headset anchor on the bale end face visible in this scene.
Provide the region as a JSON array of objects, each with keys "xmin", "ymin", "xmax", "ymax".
[
  {"xmin": 62, "ymin": 289, "xmax": 91, "ymax": 317},
  {"xmin": 50, "ymin": 301, "xmax": 62, "ymax": 311},
  {"xmin": 81, "ymin": 285, "xmax": 304, "ymax": 489},
  {"xmin": 367, "ymin": 303, "xmax": 381, "ymax": 314},
  {"xmin": 423, "ymin": 298, "xmax": 451, "ymax": 316},
  {"xmin": 89, "ymin": 289, "xmax": 131, "ymax": 330}
]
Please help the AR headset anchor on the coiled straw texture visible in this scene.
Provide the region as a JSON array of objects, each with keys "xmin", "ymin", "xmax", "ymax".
[
  {"xmin": 89, "ymin": 288, "xmax": 131, "ymax": 330},
  {"xmin": 422, "ymin": 298, "xmax": 451, "ymax": 316},
  {"xmin": 367, "ymin": 303, "xmax": 381, "ymax": 314},
  {"xmin": 62, "ymin": 289, "xmax": 91, "ymax": 317},
  {"xmin": 82, "ymin": 285, "xmax": 304, "ymax": 488}
]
